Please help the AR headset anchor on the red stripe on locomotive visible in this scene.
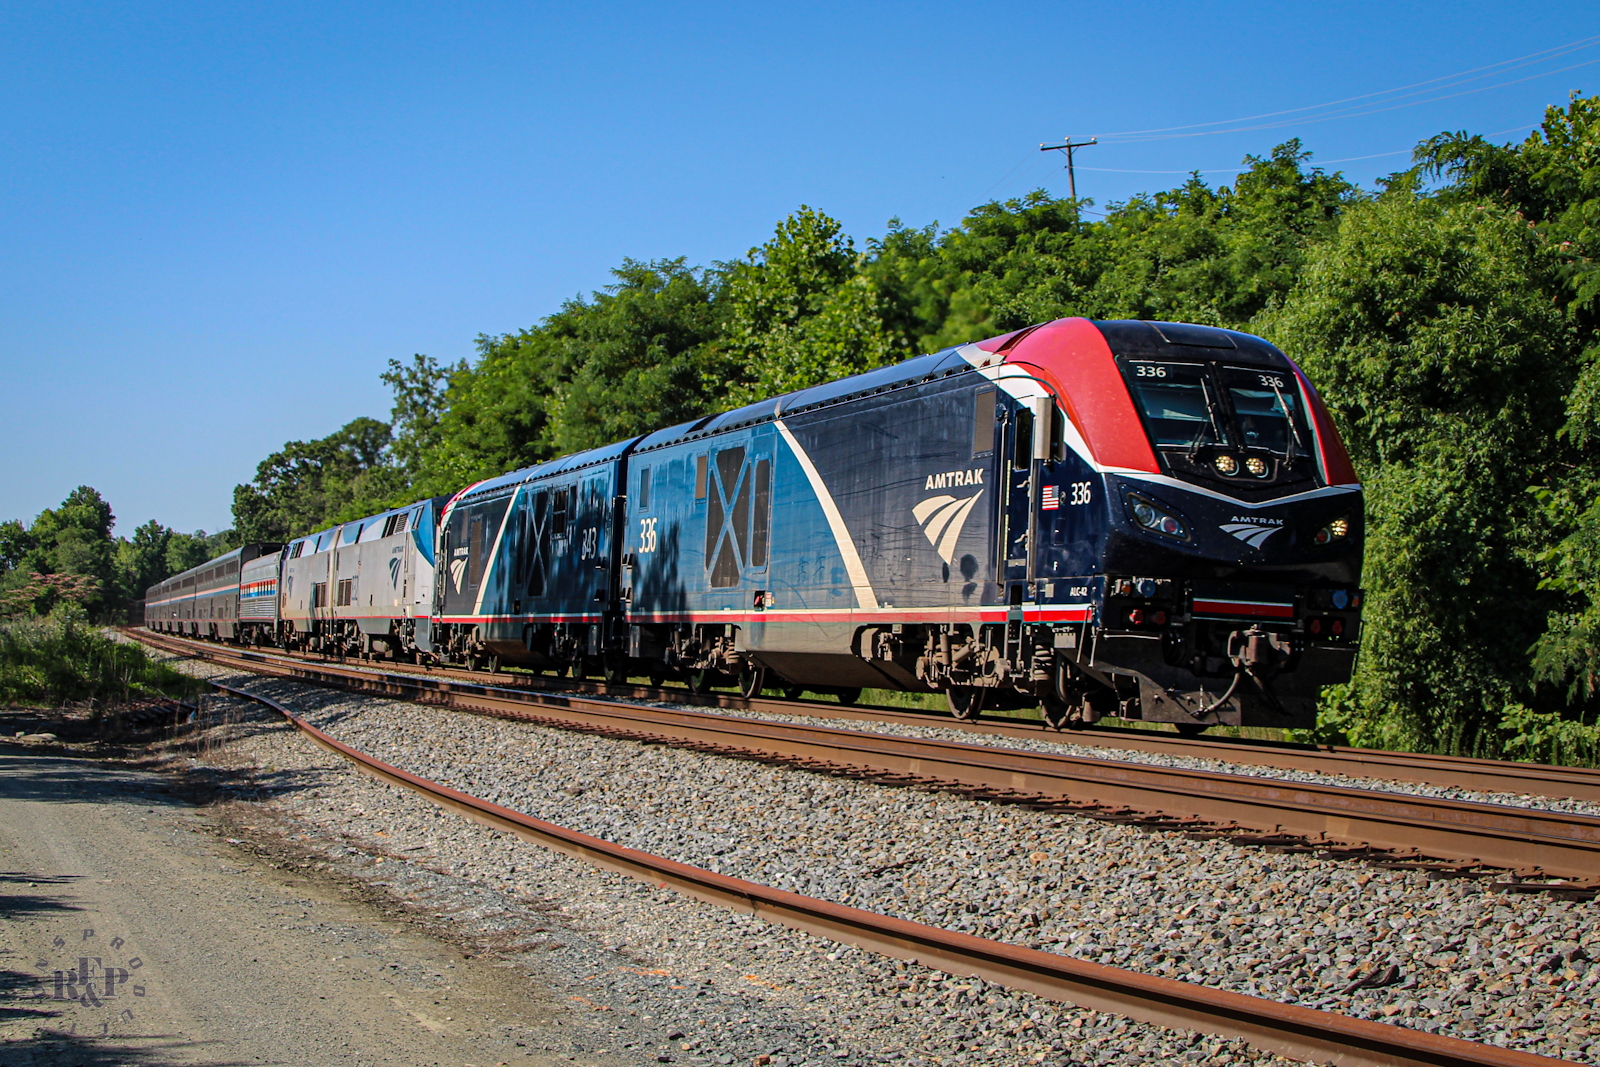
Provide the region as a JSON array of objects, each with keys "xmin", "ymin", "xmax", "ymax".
[{"xmin": 994, "ymin": 318, "xmax": 1162, "ymax": 474}]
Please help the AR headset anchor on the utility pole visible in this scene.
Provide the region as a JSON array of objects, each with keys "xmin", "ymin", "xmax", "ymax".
[{"xmin": 1039, "ymin": 136, "xmax": 1098, "ymax": 202}]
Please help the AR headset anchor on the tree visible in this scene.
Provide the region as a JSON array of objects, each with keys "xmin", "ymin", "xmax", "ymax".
[
  {"xmin": 1419, "ymin": 94, "xmax": 1600, "ymax": 723},
  {"xmin": 405, "ymin": 258, "xmax": 726, "ymax": 491},
  {"xmin": 720, "ymin": 207, "xmax": 907, "ymax": 405},
  {"xmin": 0, "ymin": 487, "xmax": 119, "ymax": 619},
  {"xmin": 0, "ymin": 520, "xmax": 33, "ymax": 577},
  {"xmin": 1262, "ymin": 184, "xmax": 1577, "ymax": 753},
  {"xmin": 113, "ymin": 520, "xmax": 171, "ymax": 604},
  {"xmin": 382, "ymin": 353, "xmax": 461, "ymax": 487},
  {"xmin": 232, "ymin": 417, "xmax": 401, "ymax": 541}
]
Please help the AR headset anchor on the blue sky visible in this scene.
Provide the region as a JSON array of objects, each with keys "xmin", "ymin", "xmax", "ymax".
[{"xmin": 3, "ymin": 1, "xmax": 1596, "ymax": 535}]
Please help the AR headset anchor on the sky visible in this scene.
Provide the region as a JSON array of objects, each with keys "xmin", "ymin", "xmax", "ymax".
[{"xmin": 3, "ymin": 0, "xmax": 1597, "ymax": 535}]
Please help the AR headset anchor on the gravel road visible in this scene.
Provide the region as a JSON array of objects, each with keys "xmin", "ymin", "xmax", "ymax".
[{"xmin": 0, "ymin": 733, "xmax": 585, "ymax": 1067}]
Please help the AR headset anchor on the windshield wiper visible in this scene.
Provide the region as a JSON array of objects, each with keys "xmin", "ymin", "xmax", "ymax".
[
  {"xmin": 1188, "ymin": 376, "xmax": 1222, "ymax": 462},
  {"xmin": 1267, "ymin": 377, "xmax": 1305, "ymax": 471}
]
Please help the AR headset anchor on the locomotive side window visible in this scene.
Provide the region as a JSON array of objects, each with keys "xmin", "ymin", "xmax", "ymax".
[
  {"xmin": 972, "ymin": 388, "xmax": 996, "ymax": 457},
  {"xmin": 1125, "ymin": 362, "xmax": 1225, "ymax": 448},
  {"xmin": 1011, "ymin": 407, "xmax": 1034, "ymax": 472},
  {"xmin": 706, "ymin": 446, "xmax": 748, "ymax": 588},
  {"xmin": 552, "ymin": 487, "xmax": 569, "ymax": 537},
  {"xmin": 750, "ymin": 458, "xmax": 771, "ymax": 569},
  {"xmin": 1220, "ymin": 367, "xmax": 1311, "ymax": 456},
  {"xmin": 695, "ymin": 455, "xmax": 708, "ymax": 500},
  {"xmin": 468, "ymin": 513, "xmax": 485, "ymax": 588},
  {"xmin": 638, "ymin": 466, "xmax": 650, "ymax": 511}
]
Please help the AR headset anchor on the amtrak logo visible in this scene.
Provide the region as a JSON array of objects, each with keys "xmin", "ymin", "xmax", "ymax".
[
  {"xmin": 1220, "ymin": 520, "xmax": 1282, "ymax": 549},
  {"xmin": 449, "ymin": 558, "xmax": 466, "ymax": 593},
  {"xmin": 913, "ymin": 492, "xmax": 984, "ymax": 564}
]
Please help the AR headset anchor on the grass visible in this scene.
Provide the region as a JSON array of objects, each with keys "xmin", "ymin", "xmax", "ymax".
[{"xmin": 0, "ymin": 615, "xmax": 200, "ymax": 710}]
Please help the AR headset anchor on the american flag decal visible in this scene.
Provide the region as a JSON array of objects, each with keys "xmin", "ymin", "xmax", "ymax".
[{"xmin": 1041, "ymin": 485, "xmax": 1060, "ymax": 510}]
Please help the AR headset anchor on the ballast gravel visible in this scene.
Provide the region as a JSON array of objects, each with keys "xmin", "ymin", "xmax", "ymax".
[
  {"xmin": 145, "ymin": 637, "xmax": 1600, "ymax": 815},
  {"xmin": 165, "ymin": 680, "xmax": 1301, "ymax": 1067},
  {"xmin": 160, "ymin": 659, "xmax": 1600, "ymax": 1067},
  {"xmin": 575, "ymin": 686, "xmax": 1600, "ymax": 820}
]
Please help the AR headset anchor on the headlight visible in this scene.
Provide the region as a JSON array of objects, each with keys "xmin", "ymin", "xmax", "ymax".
[
  {"xmin": 1314, "ymin": 515, "xmax": 1353, "ymax": 545},
  {"xmin": 1245, "ymin": 456, "xmax": 1268, "ymax": 477},
  {"xmin": 1213, "ymin": 455, "xmax": 1238, "ymax": 476},
  {"xmin": 1126, "ymin": 493, "xmax": 1189, "ymax": 540}
]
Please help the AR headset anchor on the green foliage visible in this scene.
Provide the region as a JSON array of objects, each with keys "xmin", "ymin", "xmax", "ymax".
[
  {"xmin": 1, "ymin": 487, "xmax": 120, "ymax": 619},
  {"xmin": 232, "ymin": 416, "xmax": 402, "ymax": 541},
  {"xmin": 0, "ymin": 519, "xmax": 34, "ymax": 575},
  {"xmin": 0, "ymin": 616, "xmax": 197, "ymax": 708},
  {"xmin": 1417, "ymin": 94, "xmax": 1600, "ymax": 740},
  {"xmin": 722, "ymin": 207, "xmax": 909, "ymax": 405},
  {"xmin": 0, "ymin": 573, "xmax": 101, "ymax": 620},
  {"xmin": 396, "ymin": 258, "xmax": 727, "ymax": 493},
  {"xmin": 381, "ymin": 353, "xmax": 460, "ymax": 489},
  {"xmin": 716, "ymin": 208, "xmax": 901, "ymax": 401},
  {"xmin": 1264, "ymin": 187, "xmax": 1576, "ymax": 754},
  {"xmin": 1499, "ymin": 701, "xmax": 1600, "ymax": 767},
  {"xmin": 1532, "ymin": 489, "xmax": 1600, "ymax": 706}
]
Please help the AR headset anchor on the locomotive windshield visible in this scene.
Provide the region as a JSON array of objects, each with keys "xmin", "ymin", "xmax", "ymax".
[
  {"xmin": 1124, "ymin": 362, "xmax": 1225, "ymax": 448},
  {"xmin": 1122, "ymin": 359, "xmax": 1314, "ymax": 460},
  {"xmin": 1219, "ymin": 366, "xmax": 1311, "ymax": 457}
]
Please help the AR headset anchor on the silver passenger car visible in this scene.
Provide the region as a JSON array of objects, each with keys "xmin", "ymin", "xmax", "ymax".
[
  {"xmin": 145, "ymin": 544, "xmax": 282, "ymax": 640},
  {"xmin": 278, "ymin": 497, "xmax": 445, "ymax": 657}
]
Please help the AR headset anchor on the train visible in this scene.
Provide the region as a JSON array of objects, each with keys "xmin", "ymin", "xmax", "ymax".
[{"xmin": 148, "ymin": 318, "xmax": 1364, "ymax": 733}]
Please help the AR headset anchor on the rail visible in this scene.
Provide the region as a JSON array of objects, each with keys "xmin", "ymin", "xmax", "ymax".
[
  {"xmin": 134, "ymin": 631, "xmax": 1600, "ymax": 887},
  {"xmin": 209, "ymin": 678, "xmax": 1573, "ymax": 1067}
]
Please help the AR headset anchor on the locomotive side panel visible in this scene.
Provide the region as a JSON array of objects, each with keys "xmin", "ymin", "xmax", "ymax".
[{"xmin": 280, "ymin": 527, "xmax": 338, "ymax": 640}]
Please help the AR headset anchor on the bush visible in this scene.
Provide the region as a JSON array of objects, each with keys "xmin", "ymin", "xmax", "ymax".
[{"xmin": 0, "ymin": 616, "xmax": 198, "ymax": 709}]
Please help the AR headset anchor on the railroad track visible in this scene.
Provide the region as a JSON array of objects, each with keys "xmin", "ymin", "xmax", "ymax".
[
  {"xmin": 127, "ymin": 629, "xmax": 1600, "ymax": 804},
  {"xmin": 132, "ymin": 630, "xmax": 1600, "ymax": 890},
  {"xmin": 208, "ymin": 676, "xmax": 1572, "ymax": 1067}
]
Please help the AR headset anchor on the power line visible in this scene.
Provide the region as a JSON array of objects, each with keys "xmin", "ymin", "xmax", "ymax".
[
  {"xmin": 1100, "ymin": 56, "xmax": 1600, "ymax": 145},
  {"xmin": 1068, "ymin": 122, "xmax": 1540, "ymax": 177},
  {"xmin": 1096, "ymin": 33, "xmax": 1600, "ymax": 140}
]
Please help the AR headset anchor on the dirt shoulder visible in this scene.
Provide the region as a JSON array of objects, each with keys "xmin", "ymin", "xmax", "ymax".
[{"xmin": 0, "ymin": 712, "xmax": 581, "ymax": 1067}]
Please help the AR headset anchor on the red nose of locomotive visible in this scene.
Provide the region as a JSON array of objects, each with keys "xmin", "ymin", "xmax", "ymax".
[{"xmin": 995, "ymin": 319, "xmax": 1363, "ymax": 730}]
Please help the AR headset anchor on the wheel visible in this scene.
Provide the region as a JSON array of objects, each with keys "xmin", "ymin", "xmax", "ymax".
[
  {"xmin": 738, "ymin": 666, "xmax": 765, "ymax": 700},
  {"xmin": 1173, "ymin": 723, "xmax": 1208, "ymax": 738},
  {"xmin": 648, "ymin": 669, "xmax": 668, "ymax": 689},
  {"xmin": 685, "ymin": 668, "xmax": 715, "ymax": 695},
  {"xmin": 833, "ymin": 687, "xmax": 862, "ymax": 707},
  {"xmin": 1040, "ymin": 693, "xmax": 1073, "ymax": 729},
  {"xmin": 569, "ymin": 658, "xmax": 588, "ymax": 682},
  {"xmin": 489, "ymin": 654, "xmax": 501, "ymax": 674},
  {"xmin": 604, "ymin": 659, "xmax": 629, "ymax": 685},
  {"xmin": 782, "ymin": 685, "xmax": 806, "ymax": 701},
  {"xmin": 946, "ymin": 686, "xmax": 985, "ymax": 721}
]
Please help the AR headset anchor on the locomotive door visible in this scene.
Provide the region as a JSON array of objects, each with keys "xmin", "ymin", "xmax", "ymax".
[{"xmin": 999, "ymin": 402, "xmax": 1035, "ymax": 585}]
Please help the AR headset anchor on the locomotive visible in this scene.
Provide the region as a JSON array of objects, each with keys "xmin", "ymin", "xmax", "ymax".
[{"xmin": 148, "ymin": 318, "xmax": 1363, "ymax": 732}]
